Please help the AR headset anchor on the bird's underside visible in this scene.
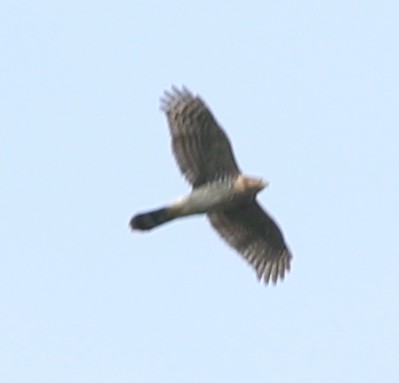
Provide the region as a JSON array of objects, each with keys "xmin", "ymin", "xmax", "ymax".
[{"xmin": 130, "ymin": 86, "xmax": 292, "ymax": 285}]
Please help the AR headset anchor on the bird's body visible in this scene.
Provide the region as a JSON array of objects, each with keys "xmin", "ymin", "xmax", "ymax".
[
  {"xmin": 132, "ymin": 175, "xmax": 266, "ymax": 229},
  {"xmin": 130, "ymin": 87, "xmax": 292, "ymax": 285}
]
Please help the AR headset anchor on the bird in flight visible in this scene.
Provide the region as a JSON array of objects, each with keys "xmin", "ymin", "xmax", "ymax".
[{"xmin": 130, "ymin": 86, "xmax": 292, "ymax": 284}]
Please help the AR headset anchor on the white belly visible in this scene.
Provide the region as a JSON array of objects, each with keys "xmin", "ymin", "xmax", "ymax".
[{"xmin": 173, "ymin": 183, "xmax": 239, "ymax": 216}]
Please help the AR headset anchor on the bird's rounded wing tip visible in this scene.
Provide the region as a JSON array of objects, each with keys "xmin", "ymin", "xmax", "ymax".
[
  {"xmin": 255, "ymin": 249, "xmax": 292, "ymax": 285},
  {"xmin": 160, "ymin": 85, "xmax": 194, "ymax": 112}
]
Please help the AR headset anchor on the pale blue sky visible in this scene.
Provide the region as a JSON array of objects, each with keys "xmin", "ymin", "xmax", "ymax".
[{"xmin": 1, "ymin": 1, "xmax": 399, "ymax": 382}]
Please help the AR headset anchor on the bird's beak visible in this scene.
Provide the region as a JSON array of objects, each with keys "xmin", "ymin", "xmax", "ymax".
[
  {"xmin": 249, "ymin": 177, "xmax": 268, "ymax": 191},
  {"xmin": 235, "ymin": 175, "xmax": 269, "ymax": 193},
  {"xmin": 261, "ymin": 179, "xmax": 269, "ymax": 189}
]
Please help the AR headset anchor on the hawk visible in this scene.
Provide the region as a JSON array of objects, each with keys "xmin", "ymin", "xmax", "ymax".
[{"xmin": 130, "ymin": 87, "xmax": 292, "ymax": 284}]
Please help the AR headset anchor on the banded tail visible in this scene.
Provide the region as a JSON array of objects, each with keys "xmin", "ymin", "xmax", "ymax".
[{"xmin": 130, "ymin": 207, "xmax": 175, "ymax": 231}]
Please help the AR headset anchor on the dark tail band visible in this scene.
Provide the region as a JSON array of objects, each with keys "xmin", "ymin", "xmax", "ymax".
[{"xmin": 130, "ymin": 208, "xmax": 174, "ymax": 231}]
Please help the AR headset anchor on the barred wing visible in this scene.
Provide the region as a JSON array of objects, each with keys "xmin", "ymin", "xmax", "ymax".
[
  {"xmin": 208, "ymin": 201, "xmax": 292, "ymax": 284},
  {"xmin": 161, "ymin": 87, "xmax": 240, "ymax": 188}
]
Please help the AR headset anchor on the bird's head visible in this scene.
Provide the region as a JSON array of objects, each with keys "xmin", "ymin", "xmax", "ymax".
[{"xmin": 235, "ymin": 175, "xmax": 268, "ymax": 195}]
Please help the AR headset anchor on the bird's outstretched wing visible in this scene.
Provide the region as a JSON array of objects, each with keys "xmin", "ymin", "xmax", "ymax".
[
  {"xmin": 161, "ymin": 87, "xmax": 240, "ymax": 188},
  {"xmin": 208, "ymin": 201, "xmax": 292, "ymax": 284}
]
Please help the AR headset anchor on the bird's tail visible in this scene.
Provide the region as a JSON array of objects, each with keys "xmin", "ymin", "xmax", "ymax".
[{"xmin": 130, "ymin": 207, "xmax": 176, "ymax": 231}]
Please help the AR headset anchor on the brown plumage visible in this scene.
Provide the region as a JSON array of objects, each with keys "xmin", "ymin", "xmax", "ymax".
[
  {"xmin": 130, "ymin": 86, "xmax": 292, "ymax": 285},
  {"xmin": 160, "ymin": 87, "xmax": 240, "ymax": 187}
]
